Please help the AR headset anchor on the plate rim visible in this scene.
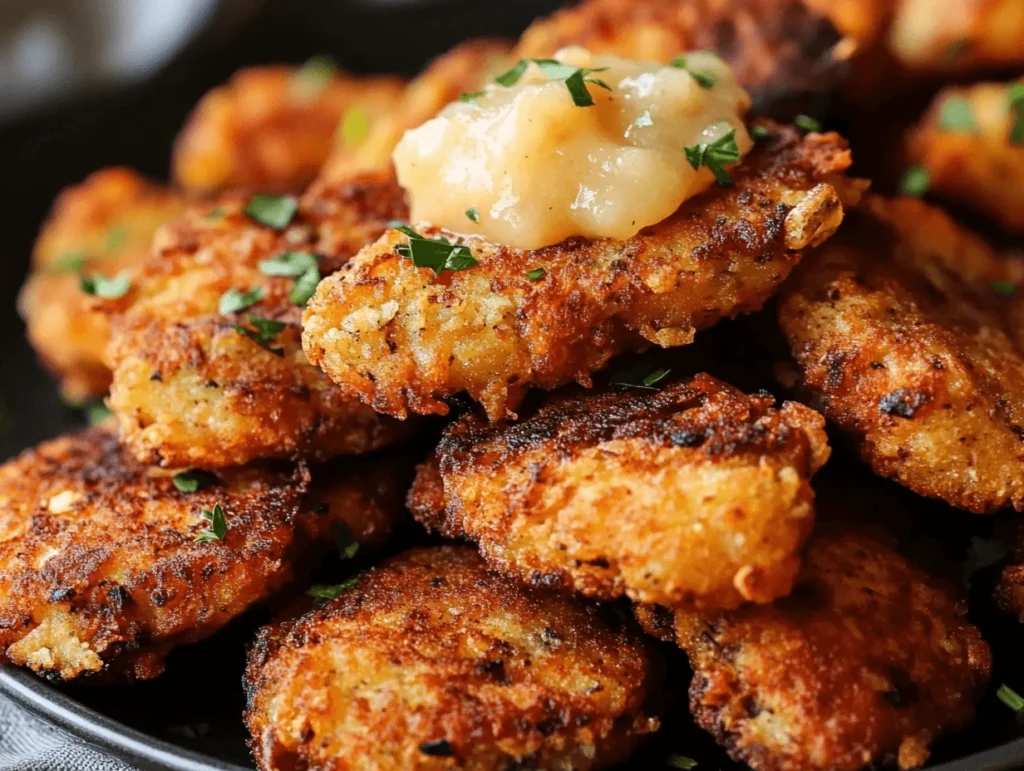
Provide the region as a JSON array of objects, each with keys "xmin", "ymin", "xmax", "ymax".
[{"xmin": 0, "ymin": 665, "xmax": 251, "ymax": 771}]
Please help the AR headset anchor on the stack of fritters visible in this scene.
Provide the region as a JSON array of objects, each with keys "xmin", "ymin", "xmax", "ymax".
[{"xmin": 9, "ymin": 0, "xmax": 1024, "ymax": 769}]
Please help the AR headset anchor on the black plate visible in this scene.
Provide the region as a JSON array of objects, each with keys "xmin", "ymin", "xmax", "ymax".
[{"xmin": 1, "ymin": 1, "xmax": 1024, "ymax": 769}]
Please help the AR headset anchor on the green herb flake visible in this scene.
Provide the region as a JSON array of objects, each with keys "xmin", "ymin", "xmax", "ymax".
[
  {"xmin": 466, "ymin": 207, "xmax": 480, "ymax": 223},
  {"xmin": 459, "ymin": 91, "xmax": 485, "ymax": 104},
  {"xmin": 684, "ymin": 126, "xmax": 741, "ymax": 187},
  {"xmin": 194, "ymin": 503, "xmax": 227, "ymax": 543},
  {"xmin": 613, "ymin": 365, "xmax": 672, "ymax": 391},
  {"xmin": 53, "ymin": 252, "xmax": 88, "ymax": 272},
  {"xmin": 526, "ymin": 268, "xmax": 546, "ymax": 281},
  {"xmin": 259, "ymin": 251, "xmax": 318, "ymax": 277},
  {"xmin": 750, "ymin": 124, "xmax": 773, "ymax": 141},
  {"xmin": 244, "ymin": 194, "xmax": 298, "ymax": 229},
  {"xmin": 794, "ymin": 114, "xmax": 821, "ymax": 133},
  {"xmin": 292, "ymin": 55, "xmax": 338, "ymax": 99},
  {"xmin": 942, "ymin": 38, "xmax": 971, "ymax": 64},
  {"xmin": 495, "ymin": 59, "xmax": 610, "ymax": 107},
  {"xmin": 938, "ymin": 96, "xmax": 977, "ymax": 133},
  {"xmin": 234, "ymin": 316, "xmax": 287, "ymax": 356},
  {"xmin": 341, "ymin": 107, "xmax": 371, "ymax": 147},
  {"xmin": 997, "ymin": 684, "xmax": 1024, "ymax": 713},
  {"xmin": 218, "ymin": 287, "xmax": 264, "ymax": 315},
  {"xmin": 80, "ymin": 271, "xmax": 131, "ymax": 299},
  {"xmin": 670, "ymin": 56, "xmax": 716, "ymax": 89},
  {"xmin": 899, "ymin": 165, "xmax": 931, "ymax": 198},
  {"xmin": 993, "ymin": 280, "xmax": 1017, "ymax": 297},
  {"xmin": 666, "ymin": 756, "xmax": 698, "ymax": 769},
  {"xmin": 290, "ymin": 265, "xmax": 321, "ymax": 306},
  {"xmin": 335, "ymin": 522, "xmax": 360, "ymax": 560},
  {"xmin": 86, "ymin": 402, "xmax": 112, "ymax": 426},
  {"xmin": 172, "ymin": 470, "xmax": 218, "ymax": 494},
  {"xmin": 106, "ymin": 225, "xmax": 127, "ymax": 252},
  {"xmin": 205, "ymin": 206, "xmax": 226, "ymax": 221},
  {"xmin": 394, "ymin": 225, "xmax": 479, "ymax": 276},
  {"xmin": 307, "ymin": 578, "xmax": 359, "ymax": 600},
  {"xmin": 1007, "ymin": 83, "xmax": 1024, "ymax": 145}
]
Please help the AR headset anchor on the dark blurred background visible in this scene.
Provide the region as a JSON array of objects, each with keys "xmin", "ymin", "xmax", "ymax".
[{"xmin": 0, "ymin": 0, "xmax": 562, "ymax": 460}]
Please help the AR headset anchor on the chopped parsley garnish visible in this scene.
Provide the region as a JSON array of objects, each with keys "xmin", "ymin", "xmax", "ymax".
[
  {"xmin": 494, "ymin": 58, "xmax": 610, "ymax": 107},
  {"xmin": 938, "ymin": 96, "xmax": 976, "ymax": 133},
  {"xmin": 234, "ymin": 316, "xmax": 286, "ymax": 356},
  {"xmin": 80, "ymin": 271, "xmax": 131, "ymax": 299},
  {"xmin": 106, "ymin": 225, "xmax": 127, "ymax": 252},
  {"xmin": 613, "ymin": 366, "xmax": 671, "ymax": 390},
  {"xmin": 335, "ymin": 522, "xmax": 360, "ymax": 560},
  {"xmin": 633, "ymin": 110, "xmax": 655, "ymax": 129},
  {"xmin": 291, "ymin": 55, "xmax": 337, "ymax": 99},
  {"xmin": 341, "ymin": 107, "xmax": 370, "ymax": 147},
  {"xmin": 899, "ymin": 165, "xmax": 930, "ymax": 198},
  {"xmin": 194, "ymin": 503, "xmax": 227, "ymax": 543},
  {"xmin": 244, "ymin": 194, "xmax": 298, "ymax": 229},
  {"xmin": 993, "ymin": 280, "xmax": 1017, "ymax": 297},
  {"xmin": 54, "ymin": 252, "xmax": 88, "ymax": 272},
  {"xmin": 526, "ymin": 268, "xmax": 546, "ymax": 281},
  {"xmin": 684, "ymin": 127, "xmax": 740, "ymax": 187},
  {"xmin": 307, "ymin": 578, "xmax": 358, "ymax": 600},
  {"xmin": 394, "ymin": 224, "xmax": 479, "ymax": 275},
  {"xmin": 259, "ymin": 251, "xmax": 321, "ymax": 306},
  {"xmin": 85, "ymin": 402, "xmax": 112, "ymax": 426},
  {"xmin": 205, "ymin": 206, "xmax": 226, "ymax": 221},
  {"xmin": 750, "ymin": 124, "xmax": 773, "ymax": 141},
  {"xmin": 794, "ymin": 114, "xmax": 821, "ymax": 133},
  {"xmin": 1008, "ymin": 83, "xmax": 1024, "ymax": 145},
  {"xmin": 670, "ymin": 55, "xmax": 716, "ymax": 89},
  {"xmin": 459, "ymin": 91, "xmax": 485, "ymax": 104},
  {"xmin": 466, "ymin": 207, "xmax": 480, "ymax": 223},
  {"xmin": 997, "ymin": 684, "xmax": 1024, "ymax": 713},
  {"xmin": 218, "ymin": 287, "xmax": 263, "ymax": 315},
  {"xmin": 666, "ymin": 756, "xmax": 698, "ymax": 769},
  {"xmin": 172, "ymin": 470, "xmax": 217, "ymax": 494}
]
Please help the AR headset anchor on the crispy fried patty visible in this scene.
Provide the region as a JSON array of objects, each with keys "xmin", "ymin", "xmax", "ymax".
[
  {"xmin": 244, "ymin": 545, "xmax": 661, "ymax": 771},
  {"xmin": 107, "ymin": 173, "xmax": 411, "ymax": 469},
  {"xmin": 636, "ymin": 523, "xmax": 991, "ymax": 771},
  {"xmin": 516, "ymin": 0, "xmax": 847, "ymax": 120},
  {"xmin": 0, "ymin": 426, "xmax": 404, "ymax": 682},
  {"xmin": 319, "ymin": 39, "xmax": 512, "ymax": 183},
  {"xmin": 906, "ymin": 78, "xmax": 1024, "ymax": 233},
  {"xmin": 17, "ymin": 168, "xmax": 185, "ymax": 401},
  {"xmin": 777, "ymin": 196, "xmax": 1024, "ymax": 513},
  {"xmin": 408, "ymin": 374, "xmax": 829, "ymax": 610},
  {"xmin": 304, "ymin": 124, "xmax": 858, "ymax": 421},
  {"xmin": 172, "ymin": 65, "xmax": 404, "ymax": 196}
]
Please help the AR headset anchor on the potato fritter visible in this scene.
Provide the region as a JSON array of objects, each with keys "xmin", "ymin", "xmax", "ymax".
[
  {"xmin": 244, "ymin": 545, "xmax": 661, "ymax": 771},
  {"xmin": 0, "ymin": 426, "xmax": 403, "ymax": 682},
  {"xmin": 319, "ymin": 40, "xmax": 512, "ymax": 182},
  {"xmin": 17, "ymin": 168, "xmax": 185, "ymax": 401},
  {"xmin": 777, "ymin": 195, "xmax": 1024, "ymax": 513},
  {"xmin": 107, "ymin": 173, "xmax": 411, "ymax": 469},
  {"xmin": 408, "ymin": 374, "xmax": 830, "ymax": 610},
  {"xmin": 636, "ymin": 523, "xmax": 992, "ymax": 771},
  {"xmin": 173, "ymin": 64, "xmax": 404, "ymax": 196},
  {"xmin": 304, "ymin": 124, "xmax": 858, "ymax": 421},
  {"xmin": 516, "ymin": 0, "xmax": 847, "ymax": 119},
  {"xmin": 906, "ymin": 79, "xmax": 1024, "ymax": 232}
]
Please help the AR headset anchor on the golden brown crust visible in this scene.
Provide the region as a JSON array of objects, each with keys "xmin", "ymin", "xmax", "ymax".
[
  {"xmin": 778, "ymin": 195, "xmax": 1024, "ymax": 513},
  {"xmin": 17, "ymin": 169, "xmax": 185, "ymax": 401},
  {"xmin": 107, "ymin": 173, "xmax": 411, "ymax": 468},
  {"xmin": 319, "ymin": 40, "xmax": 512, "ymax": 182},
  {"xmin": 172, "ymin": 65, "xmax": 404, "ymax": 196},
  {"xmin": 906, "ymin": 79, "xmax": 1024, "ymax": 232},
  {"xmin": 637, "ymin": 524, "xmax": 991, "ymax": 771},
  {"xmin": 408, "ymin": 374, "xmax": 830, "ymax": 610},
  {"xmin": 0, "ymin": 427, "xmax": 405, "ymax": 682},
  {"xmin": 244, "ymin": 545, "xmax": 660, "ymax": 771},
  {"xmin": 304, "ymin": 124, "xmax": 858, "ymax": 421},
  {"xmin": 516, "ymin": 0, "xmax": 847, "ymax": 119}
]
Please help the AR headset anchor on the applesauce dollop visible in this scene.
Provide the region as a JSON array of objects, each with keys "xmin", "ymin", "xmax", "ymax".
[{"xmin": 392, "ymin": 47, "xmax": 753, "ymax": 251}]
